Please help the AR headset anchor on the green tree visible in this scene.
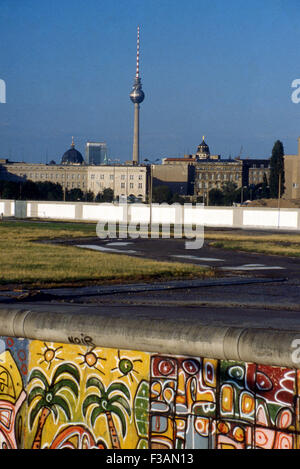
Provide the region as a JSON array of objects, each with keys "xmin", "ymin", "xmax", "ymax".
[
  {"xmin": 28, "ymin": 363, "xmax": 80, "ymax": 449},
  {"xmin": 36, "ymin": 181, "xmax": 63, "ymax": 201},
  {"xmin": 66, "ymin": 188, "xmax": 84, "ymax": 201},
  {"xmin": 85, "ymin": 190, "xmax": 95, "ymax": 202},
  {"xmin": 0, "ymin": 181, "xmax": 20, "ymax": 199},
  {"xmin": 269, "ymin": 140, "xmax": 285, "ymax": 198},
  {"xmin": 96, "ymin": 188, "xmax": 114, "ymax": 202},
  {"xmin": 261, "ymin": 173, "xmax": 270, "ymax": 198},
  {"xmin": 221, "ymin": 182, "xmax": 238, "ymax": 205},
  {"xmin": 170, "ymin": 193, "xmax": 184, "ymax": 204},
  {"xmin": 208, "ymin": 188, "xmax": 224, "ymax": 206},
  {"xmin": 20, "ymin": 180, "xmax": 40, "ymax": 200},
  {"xmin": 83, "ymin": 377, "xmax": 131, "ymax": 449},
  {"xmin": 152, "ymin": 185, "xmax": 173, "ymax": 203}
]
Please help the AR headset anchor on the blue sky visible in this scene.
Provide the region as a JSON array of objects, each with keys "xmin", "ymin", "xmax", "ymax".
[{"xmin": 0, "ymin": 0, "xmax": 300, "ymax": 163}]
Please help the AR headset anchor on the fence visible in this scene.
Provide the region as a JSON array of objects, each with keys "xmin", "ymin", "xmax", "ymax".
[{"xmin": 0, "ymin": 199, "xmax": 300, "ymax": 231}]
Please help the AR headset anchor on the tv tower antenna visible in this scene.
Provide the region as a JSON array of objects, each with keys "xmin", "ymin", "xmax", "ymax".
[{"xmin": 130, "ymin": 26, "xmax": 145, "ymax": 165}]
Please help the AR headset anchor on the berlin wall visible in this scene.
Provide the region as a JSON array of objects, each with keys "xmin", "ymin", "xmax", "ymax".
[
  {"xmin": 0, "ymin": 199, "xmax": 300, "ymax": 231},
  {"xmin": 0, "ymin": 305, "xmax": 300, "ymax": 450}
]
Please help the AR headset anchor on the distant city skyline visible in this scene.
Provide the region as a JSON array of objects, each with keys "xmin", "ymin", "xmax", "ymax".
[{"xmin": 0, "ymin": 0, "xmax": 300, "ymax": 163}]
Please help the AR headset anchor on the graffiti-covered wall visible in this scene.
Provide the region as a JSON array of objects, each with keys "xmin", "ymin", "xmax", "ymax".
[{"xmin": 0, "ymin": 336, "xmax": 299, "ymax": 450}]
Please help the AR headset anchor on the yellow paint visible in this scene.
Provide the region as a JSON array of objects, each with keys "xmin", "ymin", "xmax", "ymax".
[
  {"xmin": 241, "ymin": 392, "xmax": 255, "ymax": 415},
  {"xmin": 221, "ymin": 385, "xmax": 234, "ymax": 414},
  {"xmin": 233, "ymin": 426, "xmax": 245, "ymax": 442},
  {"xmin": 27, "ymin": 340, "xmax": 150, "ymax": 450},
  {"xmin": 0, "ymin": 350, "xmax": 23, "ymax": 404}
]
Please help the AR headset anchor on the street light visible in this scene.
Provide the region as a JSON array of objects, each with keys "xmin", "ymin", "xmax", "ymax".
[
  {"xmin": 108, "ymin": 158, "xmax": 120, "ymax": 203},
  {"xmin": 241, "ymin": 186, "xmax": 247, "ymax": 204},
  {"xmin": 144, "ymin": 158, "xmax": 160, "ymax": 227}
]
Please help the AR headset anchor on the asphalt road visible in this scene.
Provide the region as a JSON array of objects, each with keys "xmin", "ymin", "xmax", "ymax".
[
  {"xmin": 1, "ymin": 230, "xmax": 300, "ymax": 331},
  {"xmin": 71, "ymin": 235, "xmax": 298, "ymax": 280}
]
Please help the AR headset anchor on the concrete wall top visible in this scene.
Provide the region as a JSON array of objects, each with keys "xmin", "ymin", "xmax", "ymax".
[{"xmin": 1, "ymin": 305, "xmax": 300, "ymax": 370}]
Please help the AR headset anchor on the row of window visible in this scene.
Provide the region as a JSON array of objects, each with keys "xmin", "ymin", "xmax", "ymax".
[
  {"xmin": 14, "ymin": 172, "xmax": 145, "ymax": 182},
  {"xmin": 197, "ymin": 173, "xmax": 241, "ymax": 181},
  {"xmin": 91, "ymin": 182, "xmax": 143, "ymax": 189},
  {"xmin": 198, "ymin": 182, "xmax": 223, "ymax": 189},
  {"xmin": 18, "ymin": 173, "xmax": 86, "ymax": 180},
  {"xmin": 90, "ymin": 174, "xmax": 144, "ymax": 180},
  {"xmin": 250, "ymin": 171, "xmax": 266, "ymax": 176}
]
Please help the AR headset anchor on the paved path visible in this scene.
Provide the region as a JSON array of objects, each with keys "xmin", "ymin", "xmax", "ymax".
[
  {"xmin": 72, "ymin": 236, "xmax": 298, "ymax": 280},
  {"xmin": 1, "ymin": 234, "xmax": 299, "ymax": 332}
]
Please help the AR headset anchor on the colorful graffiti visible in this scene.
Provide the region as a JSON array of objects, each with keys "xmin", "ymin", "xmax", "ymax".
[{"xmin": 0, "ymin": 336, "xmax": 299, "ymax": 449}]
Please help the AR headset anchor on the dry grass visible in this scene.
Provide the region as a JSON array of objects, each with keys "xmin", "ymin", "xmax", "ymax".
[
  {"xmin": 0, "ymin": 221, "xmax": 212, "ymax": 288},
  {"xmin": 205, "ymin": 230, "xmax": 300, "ymax": 257}
]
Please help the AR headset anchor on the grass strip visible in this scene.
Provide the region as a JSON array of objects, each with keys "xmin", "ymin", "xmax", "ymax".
[
  {"xmin": 0, "ymin": 221, "xmax": 212, "ymax": 288},
  {"xmin": 206, "ymin": 231, "xmax": 300, "ymax": 257}
]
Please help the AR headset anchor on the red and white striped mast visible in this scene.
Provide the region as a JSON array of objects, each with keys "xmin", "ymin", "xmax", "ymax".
[{"xmin": 130, "ymin": 26, "xmax": 145, "ymax": 165}]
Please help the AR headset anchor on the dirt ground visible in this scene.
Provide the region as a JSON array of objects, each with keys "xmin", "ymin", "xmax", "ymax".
[{"xmin": 245, "ymin": 198, "xmax": 300, "ymax": 208}]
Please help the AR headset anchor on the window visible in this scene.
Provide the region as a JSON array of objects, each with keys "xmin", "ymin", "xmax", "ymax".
[
  {"xmin": 138, "ymin": 174, "xmax": 143, "ymax": 180},
  {"xmin": 138, "ymin": 183, "xmax": 142, "ymax": 189},
  {"xmin": 121, "ymin": 182, "xmax": 125, "ymax": 188},
  {"xmin": 100, "ymin": 174, "xmax": 104, "ymax": 179},
  {"xmin": 91, "ymin": 174, "xmax": 95, "ymax": 180},
  {"xmin": 130, "ymin": 175, "xmax": 134, "ymax": 180},
  {"xmin": 130, "ymin": 183, "xmax": 134, "ymax": 189},
  {"xmin": 110, "ymin": 174, "xmax": 114, "ymax": 180},
  {"xmin": 121, "ymin": 174, "xmax": 125, "ymax": 180}
]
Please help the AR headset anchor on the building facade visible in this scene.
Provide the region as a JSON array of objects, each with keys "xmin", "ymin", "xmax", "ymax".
[
  {"xmin": 0, "ymin": 140, "xmax": 148, "ymax": 202},
  {"xmin": 158, "ymin": 137, "xmax": 270, "ymax": 199},
  {"xmin": 85, "ymin": 142, "xmax": 107, "ymax": 165},
  {"xmin": 87, "ymin": 165, "xmax": 147, "ymax": 201},
  {"xmin": 283, "ymin": 137, "xmax": 300, "ymax": 200}
]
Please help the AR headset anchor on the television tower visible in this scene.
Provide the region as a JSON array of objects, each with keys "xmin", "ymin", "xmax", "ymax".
[{"xmin": 130, "ymin": 26, "xmax": 145, "ymax": 165}]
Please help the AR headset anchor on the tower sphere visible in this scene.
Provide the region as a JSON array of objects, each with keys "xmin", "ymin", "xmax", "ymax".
[{"xmin": 130, "ymin": 79, "xmax": 145, "ymax": 104}]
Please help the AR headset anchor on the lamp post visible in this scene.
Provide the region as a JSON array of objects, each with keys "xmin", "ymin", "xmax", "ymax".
[
  {"xmin": 241, "ymin": 186, "xmax": 247, "ymax": 204},
  {"xmin": 278, "ymin": 171, "xmax": 282, "ymax": 210},
  {"xmin": 144, "ymin": 158, "xmax": 159, "ymax": 228},
  {"xmin": 108, "ymin": 158, "xmax": 120, "ymax": 203}
]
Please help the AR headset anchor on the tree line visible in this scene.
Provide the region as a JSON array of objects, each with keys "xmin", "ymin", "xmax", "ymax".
[
  {"xmin": 0, "ymin": 140, "xmax": 286, "ymax": 205},
  {"xmin": 0, "ymin": 180, "xmax": 115, "ymax": 202}
]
